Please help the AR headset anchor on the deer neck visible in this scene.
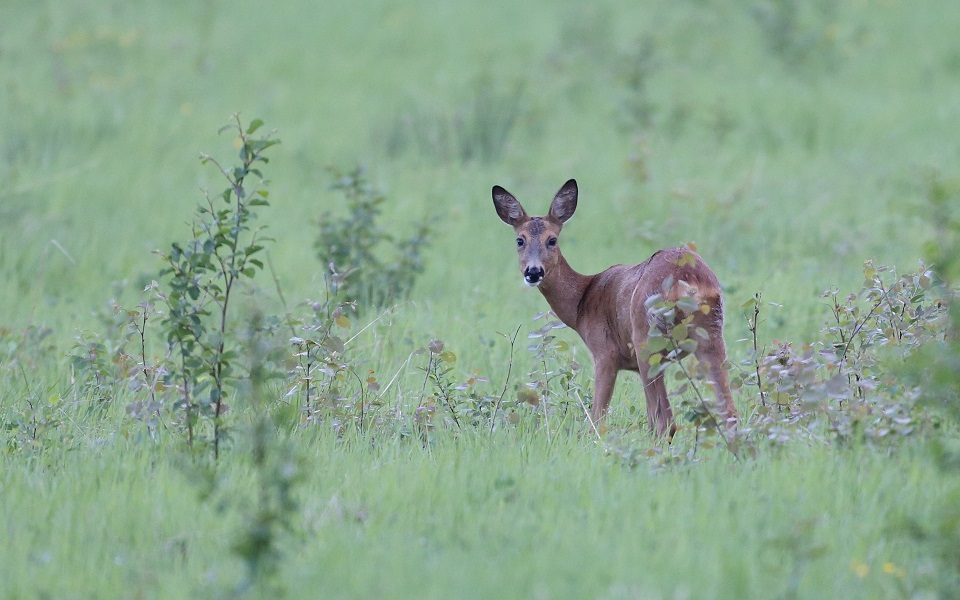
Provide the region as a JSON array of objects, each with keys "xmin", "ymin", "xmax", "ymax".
[{"xmin": 538, "ymin": 253, "xmax": 593, "ymax": 330}]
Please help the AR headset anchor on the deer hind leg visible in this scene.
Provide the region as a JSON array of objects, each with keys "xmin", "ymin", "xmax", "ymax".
[
  {"xmin": 639, "ymin": 367, "xmax": 675, "ymax": 438},
  {"xmin": 694, "ymin": 334, "xmax": 737, "ymax": 429}
]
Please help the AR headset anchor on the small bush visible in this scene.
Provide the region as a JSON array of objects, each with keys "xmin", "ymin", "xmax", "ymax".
[
  {"xmin": 285, "ymin": 289, "xmax": 377, "ymax": 434},
  {"xmin": 315, "ymin": 166, "xmax": 431, "ymax": 310},
  {"xmin": 749, "ymin": 0, "xmax": 854, "ymax": 70},
  {"xmin": 617, "ymin": 34, "xmax": 659, "ymax": 132},
  {"xmin": 729, "ymin": 260, "xmax": 949, "ymax": 447}
]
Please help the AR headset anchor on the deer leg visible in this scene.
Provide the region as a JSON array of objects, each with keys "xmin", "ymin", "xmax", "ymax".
[
  {"xmin": 639, "ymin": 368, "xmax": 674, "ymax": 437},
  {"xmin": 590, "ymin": 357, "xmax": 618, "ymax": 427},
  {"xmin": 658, "ymin": 385, "xmax": 677, "ymax": 439}
]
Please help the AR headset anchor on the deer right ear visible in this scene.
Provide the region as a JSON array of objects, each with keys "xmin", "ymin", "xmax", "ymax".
[
  {"xmin": 492, "ymin": 185, "xmax": 529, "ymax": 227},
  {"xmin": 548, "ymin": 179, "xmax": 578, "ymax": 224}
]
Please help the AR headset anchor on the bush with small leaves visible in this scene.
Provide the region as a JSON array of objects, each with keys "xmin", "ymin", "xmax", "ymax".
[
  {"xmin": 286, "ymin": 288, "xmax": 376, "ymax": 434},
  {"xmin": 315, "ymin": 166, "xmax": 432, "ymax": 310},
  {"xmin": 517, "ymin": 313, "xmax": 594, "ymax": 438},
  {"xmin": 728, "ymin": 261, "xmax": 950, "ymax": 448},
  {"xmin": 413, "ymin": 326, "xmax": 527, "ymax": 439}
]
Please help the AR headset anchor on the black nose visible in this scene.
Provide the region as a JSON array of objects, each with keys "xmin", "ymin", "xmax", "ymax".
[{"xmin": 524, "ymin": 266, "xmax": 544, "ymax": 284}]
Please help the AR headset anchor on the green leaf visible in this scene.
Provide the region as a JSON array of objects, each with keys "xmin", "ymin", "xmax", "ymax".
[
  {"xmin": 670, "ymin": 323, "xmax": 689, "ymax": 342},
  {"xmin": 246, "ymin": 118, "xmax": 264, "ymax": 134},
  {"xmin": 325, "ymin": 336, "xmax": 345, "ymax": 354},
  {"xmin": 677, "ymin": 252, "xmax": 696, "ymax": 267},
  {"xmin": 675, "ymin": 296, "xmax": 700, "ymax": 315},
  {"xmin": 646, "ymin": 336, "xmax": 670, "ymax": 353},
  {"xmin": 660, "ymin": 275, "xmax": 674, "ymax": 295}
]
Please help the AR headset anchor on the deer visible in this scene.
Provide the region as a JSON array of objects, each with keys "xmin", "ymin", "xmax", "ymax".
[{"xmin": 491, "ymin": 179, "xmax": 737, "ymax": 437}]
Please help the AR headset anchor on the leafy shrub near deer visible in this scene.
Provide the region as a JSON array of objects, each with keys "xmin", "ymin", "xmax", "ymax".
[
  {"xmin": 315, "ymin": 166, "xmax": 432, "ymax": 310},
  {"xmin": 731, "ymin": 260, "xmax": 951, "ymax": 447}
]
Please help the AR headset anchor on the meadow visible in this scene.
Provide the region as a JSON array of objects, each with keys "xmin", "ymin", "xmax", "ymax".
[{"xmin": 2, "ymin": 0, "xmax": 960, "ymax": 598}]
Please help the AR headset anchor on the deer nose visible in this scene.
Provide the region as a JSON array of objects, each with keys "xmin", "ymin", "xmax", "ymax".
[{"xmin": 524, "ymin": 266, "xmax": 545, "ymax": 286}]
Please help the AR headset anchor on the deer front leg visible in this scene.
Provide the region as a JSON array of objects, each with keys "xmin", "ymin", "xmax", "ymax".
[
  {"xmin": 639, "ymin": 368, "xmax": 674, "ymax": 437},
  {"xmin": 590, "ymin": 355, "xmax": 618, "ymax": 427}
]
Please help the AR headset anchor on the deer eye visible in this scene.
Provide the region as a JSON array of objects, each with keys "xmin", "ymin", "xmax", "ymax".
[
  {"xmin": 547, "ymin": 237, "xmax": 558, "ymax": 248},
  {"xmin": 516, "ymin": 237, "xmax": 525, "ymax": 248}
]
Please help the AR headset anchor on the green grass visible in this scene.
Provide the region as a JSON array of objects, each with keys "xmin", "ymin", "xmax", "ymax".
[
  {"xmin": 2, "ymin": 422, "xmax": 950, "ymax": 599},
  {"xmin": 2, "ymin": 0, "xmax": 960, "ymax": 597}
]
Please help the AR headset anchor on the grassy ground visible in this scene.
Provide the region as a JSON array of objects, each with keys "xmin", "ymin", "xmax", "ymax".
[
  {"xmin": 2, "ymin": 0, "xmax": 960, "ymax": 598},
  {"xmin": 1, "ymin": 415, "xmax": 952, "ymax": 599}
]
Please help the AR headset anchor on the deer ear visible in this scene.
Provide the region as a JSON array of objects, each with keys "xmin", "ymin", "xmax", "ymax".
[
  {"xmin": 548, "ymin": 179, "xmax": 578, "ymax": 224},
  {"xmin": 492, "ymin": 185, "xmax": 529, "ymax": 227}
]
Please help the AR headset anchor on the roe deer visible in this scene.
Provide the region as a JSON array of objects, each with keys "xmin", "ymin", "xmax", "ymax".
[{"xmin": 491, "ymin": 179, "xmax": 737, "ymax": 436}]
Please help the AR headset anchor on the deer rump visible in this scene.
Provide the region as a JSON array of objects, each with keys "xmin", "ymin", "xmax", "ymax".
[{"xmin": 575, "ymin": 248, "xmax": 724, "ymax": 373}]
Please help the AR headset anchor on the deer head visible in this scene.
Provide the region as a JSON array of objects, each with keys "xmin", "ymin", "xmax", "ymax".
[{"xmin": 492, "ymin": 179, "xmax": 578, "ymax": 287}]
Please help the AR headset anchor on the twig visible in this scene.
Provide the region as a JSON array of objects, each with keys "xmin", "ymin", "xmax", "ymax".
[
  {"xmin": 490, "ymin": 325, "xmax": 522, "ymax": 434},
  {"xmin": 749, "ymin": 292, "xmax": 767, "ymax": 408},
  {"xmin": 265, "ymin": 251, "xmax": 297, "ymax": 339}
]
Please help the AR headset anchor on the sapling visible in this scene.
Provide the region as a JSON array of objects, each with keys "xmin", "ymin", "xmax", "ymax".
[{"xmin": 157, "ymin": 114, "xmax": 278, "ymax": 458}]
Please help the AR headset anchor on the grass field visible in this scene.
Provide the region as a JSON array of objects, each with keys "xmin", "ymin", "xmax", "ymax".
[{"xmin": 2, "ymin": 0, "xmax": 960, "ymax": 598}]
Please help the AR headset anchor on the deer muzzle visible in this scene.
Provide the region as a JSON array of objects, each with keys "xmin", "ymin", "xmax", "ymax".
[{"xmin": 523, "ymin": 266, "xmax": 545, "ymax": 286}]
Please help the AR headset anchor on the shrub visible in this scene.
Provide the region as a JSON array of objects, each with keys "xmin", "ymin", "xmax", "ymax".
[{"xmin": 315, "ymin": 166, "xmax": 431, "ymax": 310}]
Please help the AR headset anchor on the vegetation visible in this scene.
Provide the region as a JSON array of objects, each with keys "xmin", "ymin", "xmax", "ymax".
[
  {"xmin": 2, "ymin": 1, "xmax": 960, "ymax": 598},
  {"xmin": 315, "ymin": 165, "xmax": 432, "ymax": 310}
]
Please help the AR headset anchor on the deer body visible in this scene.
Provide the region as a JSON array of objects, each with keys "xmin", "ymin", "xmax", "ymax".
[{"xmin": 492, "ymin": 179, "xmax": 736, "ymax": 436}]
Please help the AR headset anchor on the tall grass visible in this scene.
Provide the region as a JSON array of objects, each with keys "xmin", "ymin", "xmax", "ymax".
[{"xmin": 1, "ymin": 424, "xmax": 949, "ymax": 599}]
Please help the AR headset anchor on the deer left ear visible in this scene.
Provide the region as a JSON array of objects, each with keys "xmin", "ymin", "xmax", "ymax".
[{"xmin": 548, "ymin": 179, "xmax": 578, "ymax": 224}]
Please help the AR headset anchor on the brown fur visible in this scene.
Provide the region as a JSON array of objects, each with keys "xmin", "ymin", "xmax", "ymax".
[{"xmin": 492, "ymin": 180, "xmax": 737, "ymax": 436}]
